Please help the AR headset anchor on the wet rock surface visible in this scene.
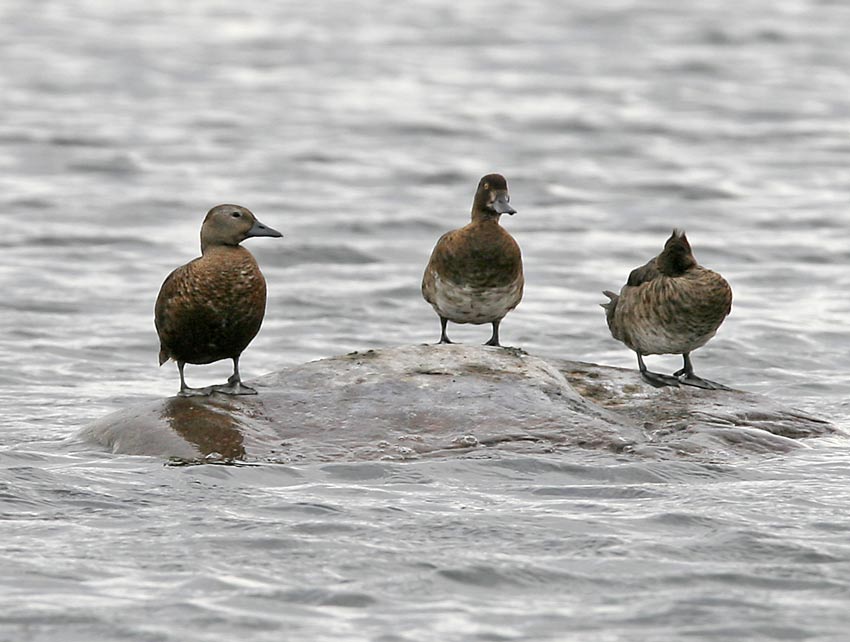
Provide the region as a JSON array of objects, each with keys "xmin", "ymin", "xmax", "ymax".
[{"xmin": 77, "ymin": 345, "xmax": 836, "ymax": 463}]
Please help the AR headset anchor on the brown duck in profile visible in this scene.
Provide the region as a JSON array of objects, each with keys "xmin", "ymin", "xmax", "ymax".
[
  {"xmin": 422, "ymin": 173, "xmax": 523, "ymax": 347},
  {"xmin": 602, "ymin": 230, "xmax": 732, "ymax": 390},
  {"xmin": 155, "ymin": 204, "xmax": 282, "ymax": 397}
]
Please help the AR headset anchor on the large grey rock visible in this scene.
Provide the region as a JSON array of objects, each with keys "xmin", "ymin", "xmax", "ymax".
[{"xmin": 77, "ymin": 345, "xmax": 836, "ymax": 462}]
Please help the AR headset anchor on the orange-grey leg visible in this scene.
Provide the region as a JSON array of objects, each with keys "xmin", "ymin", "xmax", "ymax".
[
  {"xmin": 438, "ymin": 317, "xmax": 454, "ymax": 344},
  {"xmin": 637, "ymin": 353, "xmax": 680, "ymax": 388},
  {"xmin": 484, "ymin": 320, "xmax": 501, "ymax": 347},
  {"xmin": 213, "ymin": 356, "xmax": 258, "ymax": 395},
  {"xmin": 177, "ymin": 361, "xmax": 215, "ymax": 397},
  {"xmin": 673, "ymin": 353, "xmax": 731, "ymax": 391}
]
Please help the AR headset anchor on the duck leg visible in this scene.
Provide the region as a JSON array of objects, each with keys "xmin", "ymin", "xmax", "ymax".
[
  {"xmin": 674, "ymin": 353, "xmax": 731, "ymax": 391},
  {"xmin": 438, "ymin": 317, "xmax": 454, "ymax": 344},
  {"xmin": 213, "ymin": 356, "xmax": 258, "ymax": 395},
  {"xmin": 177, "ymin": 361, "xmax": 215, "ymax": 397},
  {"xmin": 484, "ymin": 320, "xmax": 501, "ymax": 347},
  {"xmin": 637, "ymin": 353, "xmax": 680, "ymax": 388}
]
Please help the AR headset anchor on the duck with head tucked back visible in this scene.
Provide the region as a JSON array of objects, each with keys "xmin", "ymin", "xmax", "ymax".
[
  {"xmin": 422, "ymin": 173, "xmax": 523, "ymax": 347},
  {"xmin": 601, "ymin": 229, "xmax": 732, "ymax": 390},
  {"xmin": 155, "ymin": 204, "xmax": 282, "ymax": 397}
]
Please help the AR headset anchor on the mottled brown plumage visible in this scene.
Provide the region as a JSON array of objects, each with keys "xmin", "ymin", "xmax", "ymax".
[
  {"xmin": 155, "ymin": 204, "xmax": 282, "ymax": 396},
  {"xmin": 602, "ymin": 230, "xmax": 732, "ymax": 389},
  {"xmin": 422, "ymin": 174, "xmax": 523, "ymax": 346}
]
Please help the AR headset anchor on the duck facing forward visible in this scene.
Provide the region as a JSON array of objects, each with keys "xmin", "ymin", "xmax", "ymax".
[
  {"xmin": 601, "ymin": 229, "xmax": 732, "ymax": 390},
  {"xmin": 155, "ymin": 204, "xmax": 282, "ymax": 397},
  {"xmin": 422, "ymin": 174, "xmax": 523, "ymax": 347}
]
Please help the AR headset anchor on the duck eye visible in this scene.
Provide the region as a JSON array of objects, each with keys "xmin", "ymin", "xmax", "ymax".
[
  {"xmin": 483, "ymin": 182, "xmax": 490, "ymax": 190},
  {"xmin": 231, "ymin": 211, "xmax": 241, "ymax": 218}
]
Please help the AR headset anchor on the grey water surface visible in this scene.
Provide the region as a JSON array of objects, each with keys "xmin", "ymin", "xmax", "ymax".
[{"xmin": 1, "ymin": 1, "xmax": 850, "ymax": 640}]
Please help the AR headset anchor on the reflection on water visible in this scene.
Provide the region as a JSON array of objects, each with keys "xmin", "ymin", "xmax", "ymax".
[{"xmin": 161, "ymin": 396, "xmax": 245, "ymax": 460}]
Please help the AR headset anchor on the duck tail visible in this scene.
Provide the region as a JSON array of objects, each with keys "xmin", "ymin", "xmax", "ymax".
[
  {"xmin": 600, "ymin": 290, "xmax": 618, "ymax": 310},
  {"xmin": 600, "ymin": 290, "xmax": 618, "ymax": 324},
  {"xmin": 158, "ymin": 347, "xmax": 170, "ymax": 366}
]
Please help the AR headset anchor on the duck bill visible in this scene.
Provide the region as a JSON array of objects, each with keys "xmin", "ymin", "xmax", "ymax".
[
  {"xmin": 246, "ymin": 218, "xmax": 283, "ymax": 238},
  {"xmin": 491, "ymin": 192, "xmax": 516, "ymax": 215}
]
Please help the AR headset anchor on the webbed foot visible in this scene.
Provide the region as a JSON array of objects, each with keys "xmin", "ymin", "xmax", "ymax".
[
  {"xmin": 677, "ymin": 374, "xmax": 732, "ymax": 391},
  {"xmin": 674, "ymin": 354, "xmax": 732, "ymax": 390},
  {"xmin": 178, "ymin": 386, "xmax": 216, "ymax": 398},
  {"xmin": 640, "ymin": 370, "xmax": 681, "ymax": 388},
  {"xmin": 436, "ymin": 317, "xmax": 455, "ymax": 345},
  {"xmin": 484, "ymin": 320, "xmax": 502, "ymax": 347},
  {"xmin": 211, "ymin": 372, "xmax": 258, "ymax": 395},
  {"xmin": 212, "ymin": 381, "xmax": 258, "ymax": 395}
]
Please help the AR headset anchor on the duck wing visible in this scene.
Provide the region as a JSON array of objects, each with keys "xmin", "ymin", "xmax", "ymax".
[
  {"xmin": 626, "ymin": 256, "xmax": 661, "ymax": 287},
  {"xmin": 421, "ymin": 229, "xmax": 458, "ymax": 305},
  {"xmin": 154, "ymin": 261, "xmax": 196, "ymax": 365},
  {"xmin": 601, "ymin": 255, "xmax": 659, "ymax": 342}
]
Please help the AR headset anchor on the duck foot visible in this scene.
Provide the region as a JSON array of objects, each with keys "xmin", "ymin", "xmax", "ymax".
[
  {"xmin": 636, "ymin": 353, "xmax": 679, "ymax": 388},
  {"xmin": 483, "ymin": 320, "xmax": 501, "ymax": 347},
  {"xmin": 212, "ymin": 381, "xmax": 258, "ymax": 395},
  {"xmin": 674, "ymin": 372, "xmax": 732, "ymax": 391},
  {"xmin": 437, "ymin": 317, "xmax": 454, "ymax": 344},
  {"xmin": 209, "ymin": 358, "xmax": 258, "ymax": 395},
  {"xmin": 673, "ymin": 354, "xmax": 732, "ymax": 390},
  {"xmin": 178, "ymin": 386, "xmax": 216, "ymax": 398},
  {"xmin": 640, "ymin": 370, "xmax": 681, "ymax": 388}
]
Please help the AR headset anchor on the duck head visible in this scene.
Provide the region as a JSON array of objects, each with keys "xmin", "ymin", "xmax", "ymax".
[
  {"xmin": 657, "ymin": 229, "xmax": 697, "ymax": 276},
  {"xmin": 471, "ymin": 173, "xmax": 516, "ymax": 221},
  {"xmin": 200, "ymin": 204, "xmax": 282, "ymax": 253}
]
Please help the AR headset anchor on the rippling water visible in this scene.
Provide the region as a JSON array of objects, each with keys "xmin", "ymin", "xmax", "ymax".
[{"xmin": 2, "ymin": 0, "xmax": 850, "ymax": 639}]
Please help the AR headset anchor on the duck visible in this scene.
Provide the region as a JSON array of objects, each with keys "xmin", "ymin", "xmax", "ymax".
[
  {"xmin": 422, "ymin": 173, "xmax": 523, "ymax": 347},
  {"xmin": 601, "ymin": 229, "xmax": 732, "ymax": 389},
  {"xmin": 155, "ymin": 204, "xmax": 282, "ymax": 397}
]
